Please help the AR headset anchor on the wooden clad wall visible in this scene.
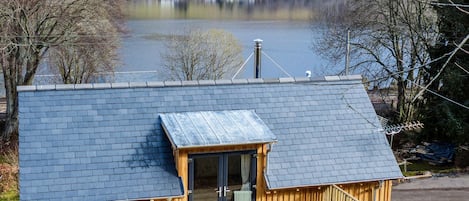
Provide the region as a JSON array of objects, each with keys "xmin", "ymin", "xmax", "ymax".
[
  {"xmin": 170, "ymin": 143, "xmax": 394, "ymax": 201},
  {"xmin": 261, "ymin": 188, "xmax": 326, "ymax": 201},
  {"xmin": 255, "ymin": 144, "xmax": 393, "ymax": 201},
  {"xmin": 256, "ymin": 181, "xmax": 392, "ymax": 201},
  {"xmin": 338, "ymin": 181, "xmax": 393, "ymax": 201}
]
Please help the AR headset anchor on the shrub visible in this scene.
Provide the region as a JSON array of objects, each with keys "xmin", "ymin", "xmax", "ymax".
[{"xmin": 0, "ymin": 146, "xmax": 18, "ymax": 199}]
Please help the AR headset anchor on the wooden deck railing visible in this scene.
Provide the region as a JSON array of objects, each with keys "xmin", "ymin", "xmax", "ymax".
[{"xmin": 323, "ymin": 184, "xmax": 360, "ymax": 201}]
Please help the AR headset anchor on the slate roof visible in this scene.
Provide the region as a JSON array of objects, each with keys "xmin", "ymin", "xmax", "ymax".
[
  {"xmin": 18, "ymin": 75, "xmax": 403, "ymax": 200},
  {"xmin": 160, "ymin": 110, "xmax": 277, "ymax": 149}
]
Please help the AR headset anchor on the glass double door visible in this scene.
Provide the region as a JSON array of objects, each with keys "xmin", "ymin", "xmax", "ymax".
[{"xmin": 188, "ymin": 151, "xmax": 256, "ymax": 201}]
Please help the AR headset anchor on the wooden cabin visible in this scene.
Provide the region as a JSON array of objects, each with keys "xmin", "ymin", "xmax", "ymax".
[{"xmin": 19, "ymin": 75, "xmax": 402, "ymax": 201}]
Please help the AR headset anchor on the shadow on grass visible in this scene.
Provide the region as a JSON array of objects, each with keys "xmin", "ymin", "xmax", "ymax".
[{"xmin": 400, "ymin": 160, "xmax": 457, "ymax": 177}]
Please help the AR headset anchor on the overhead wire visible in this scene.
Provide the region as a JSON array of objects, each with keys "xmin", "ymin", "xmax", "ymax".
[
  {"xmin": 361, "ymin": 70, "xmax": 469, "ymax": 111},
  {"xmin": 341, "ymin": 0, "xmax": 469, "ymax": 110},
  {"xmin": 412, "ymin": 34, "xmax": 469, "ymax": 102},
  {"xmin": 361, "ymin": 50, "xmax": 453, "ymax": 84},
  {"xmin": 2, "ymin": 1, "xmax": 466, "ymax": 110},
  {"xmin": 261, "ymin": 51, "xmax": 292, "ymax": 78},
  {"xmin": 232, "ymin": 52, "xmax": 254, "ymax": 79},
  {"xmin": 447, "ymin": 0, "xmax": 469, "ymax": 14},
  {"xmin": 339, "ymin": 85, "xmax": 382, "ymax": 129},
  {"xmin": 360, "ymin": 67, "xmax": 469, "ymax": 111},
  {"xmin": 455, "ymin": 63, "xmax": 469, "ymax": 74},
  {"xmin": 460, "ymin": 47, "xmax": 469, "ymax": 55},
  {"xmin": 407, "ymin": 78, "xmax": 469, "ymax": 110},
  {"xmin": 430, "ymin": 2, "xmax": 469, "ymax": 8},
  {"xmin": 353, "ymin": 50, "xmax": 469, "ymax": 111}
]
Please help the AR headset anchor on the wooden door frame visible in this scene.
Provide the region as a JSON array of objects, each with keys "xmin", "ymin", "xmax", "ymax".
[{"xmin": 188, "ymin": 150, "xmax": 257, "ymax": 201}]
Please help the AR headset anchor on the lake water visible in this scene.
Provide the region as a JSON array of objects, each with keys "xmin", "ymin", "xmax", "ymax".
[
  {"xmin": 117, "ymin": 0, "xmax": 339, "ymax": 81},
  {"xmin": 31, "ymin": 0, "xmax": 341, "ymax": 84}
]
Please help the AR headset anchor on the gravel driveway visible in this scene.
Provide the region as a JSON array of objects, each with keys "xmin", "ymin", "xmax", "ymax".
[
  {"xmin": 393, "ymin": 189, "xmax": 469, "ymax": 201},
  {"xmin": 392, "ymin": 174, "xmax": 469, "ymax": 201}
]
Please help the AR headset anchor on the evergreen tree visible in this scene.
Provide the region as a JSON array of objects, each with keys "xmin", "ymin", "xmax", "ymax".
[{"xmin": 420, "ymin": 0, "xmax": 469, "ymax": 144}]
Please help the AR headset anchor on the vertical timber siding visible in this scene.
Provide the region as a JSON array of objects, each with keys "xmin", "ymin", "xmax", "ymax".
[
  {"xmin": 262, "ymin": 188, "xmax": 326, "ymax": 201},
  {"xmin": 171, "ymin": 143, "xmax": 393, "ymax": 201},
  {"xmin": 254, "ymin": 181, "xmax": 392, "ymax": 201},
  {"xmin": 341, "ymin": 180, "xmax": 393, "ymax": 201},
  {"xmin": 324, "ymin": 185, "xmax": 359, "ymax": 201}
]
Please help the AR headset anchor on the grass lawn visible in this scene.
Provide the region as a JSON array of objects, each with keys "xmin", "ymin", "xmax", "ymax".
[
  {"xmin": 0, "ymin": 190, "xmax": 18, "ymax": 201},
  {"xmin": 400, "ymin": 160, "xmax": 458, "ymax": 177},
  {"xmin": 0, "ymin": 149, "xmax": 18, "ymax": 201}
]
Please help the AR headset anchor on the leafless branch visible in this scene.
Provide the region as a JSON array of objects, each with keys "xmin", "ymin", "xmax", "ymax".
[
  {"xmin": 161, "ymin": 29, "xmax": 243, "ymax": 81},
  {"xmin": 413, "ymin": 34, "xmax": 469, "ymax": 101},
  {"xmin": 0, "ymin": 0, "xmax": 125, "ymax": 142},
  {"xmin": 448, "ymin": 0, "xmax": 469, "ymax": 14}
]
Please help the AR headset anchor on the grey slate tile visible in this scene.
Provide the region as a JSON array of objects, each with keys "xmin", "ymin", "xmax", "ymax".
[
  {"xmin": 111, "ymin": 82, "xmax": 130, "ymax": 89},
  {"xmin": 197, "ymin": 80, "xmax": 216, "ymax": 86},
  {"xmin": 231, "ymin": 79, "xmax": 248, "ymax": 84},
  {"xmin": 36, "ymin": 85, "xmax": 56, "ymax": 91},
  {"xmin": 92, "ymin": 83, "xmax": 112, "ymax": 89},
  {"xmin": 17, "ymin": 85, "xmax": 37, "ymax": 92},
  {"xmin": 146, "ymin": 81, "xmax": 164, "ymax": 87},
  {"xmin": 339, "ymin": 74, "xmax": 362, "ymax": 80},
  {"xmin": 74, "ymin": 84, "xmax": 93, "ymax": 90},
  {"xmin": 129, "ymin": 82, "xmax": 148, "ymax": 88},
  {"xmin": 293, "ymin": 77, "xmax": 310, "ymax": 82},
  {"xmin": 215, "ymin": 79, "xmax": 232, "ymax": 85},
  {"xmin": 324, "ymin": 75, "xmax": 341, "ymax": 81},
  {"xmin": 247, "ymin": 78, "xmax": 264, "ymax": 84},
  {"xmin": 263, "ymin": 78, "xmax": 280, "ymax": 83},
  {"xmin": 164, "ymin": 80, "xmax": 182, "ymax": 87},
  {"xmin": 19, "ymin": 75, "xmax": 402, "ymax": 200},
  {"xmin": 182, "ymin": 80, "xmax": 198, "ymax": 86}
]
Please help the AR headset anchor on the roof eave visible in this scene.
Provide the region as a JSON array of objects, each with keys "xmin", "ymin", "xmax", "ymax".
[
  {"xmin": 266, "ymin": 176, "xmax": 404, "ymax": 191},
  {"xmin": 114, "ymin": 195, "xmax": 184, "ymax": 201},
  {"xmin": 115, "ymin": 177, "xmax": 185, "ymax": 201},
  {"xmin": 175, "ymin": 140, "xmax": 278, "ymax": 150},
  {"xmin": 162, "ymin": 121, "xmax": 277, "ymax": 150}
]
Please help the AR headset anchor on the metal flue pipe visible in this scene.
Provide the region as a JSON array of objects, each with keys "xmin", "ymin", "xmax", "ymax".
[{"xmin": 254, "ymin": 39, "xmax": 263, "ymax": 78}]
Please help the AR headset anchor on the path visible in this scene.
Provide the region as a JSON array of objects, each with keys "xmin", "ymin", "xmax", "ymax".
[{"xmin": 392, "ymin": 174, "xmax": 469, "ymax": 201}]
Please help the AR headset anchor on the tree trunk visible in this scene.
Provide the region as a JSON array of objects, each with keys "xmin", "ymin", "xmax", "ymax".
[
  {"xmin": 2, "ymin": 53, "xmax": 19, "ymax": 144},
  {"xmin": 2, "ymin": 84, "xmax": 19, "ymax": 145},
  {"xmin": 396, "ymin": 76, "xmax": 406, "ymax": 122},
  {"xmin": 0, "ymin": 0, "xmax": 125, "ymax": 146}
]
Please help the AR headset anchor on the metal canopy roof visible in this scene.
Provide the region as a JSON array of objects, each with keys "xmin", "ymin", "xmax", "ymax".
[{"xmin": 160, "ymin": 110, "xmax": 277, "ymax": 149}]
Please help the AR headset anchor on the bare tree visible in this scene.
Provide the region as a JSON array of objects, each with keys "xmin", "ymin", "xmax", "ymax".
[
  {"xmin": 47, "ymin": 41, "xmax": 118, "ymax": 84},
  {"xmin": 47, "ymin": 3, "xmax": 123, "ymax": 84},
  {"xmin": 161, "ymin": 29, "xmax": 243, "ymax": 81},
  {"xmin": 0, "ymin": 0, "xmax": 125, "ymax": 144},
  {"xmin": 314, "ymin": 0, "xmax": 439, "ymax": 122}
]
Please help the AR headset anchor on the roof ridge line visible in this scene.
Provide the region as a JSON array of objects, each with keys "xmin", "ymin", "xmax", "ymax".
[{"xmin": 17, "ymin": 75, "xmax": 362, "ymax": 92}]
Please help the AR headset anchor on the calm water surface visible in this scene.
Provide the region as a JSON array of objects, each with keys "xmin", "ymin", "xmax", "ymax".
[{"xmin": 119, "ymin": 0, "xmax": 335, "ymax": 81}]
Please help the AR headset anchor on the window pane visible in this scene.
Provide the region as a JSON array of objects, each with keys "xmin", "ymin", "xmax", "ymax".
[{"xmin": 193, "ymin": 156, "xmax": 219, "ymax": 201}]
